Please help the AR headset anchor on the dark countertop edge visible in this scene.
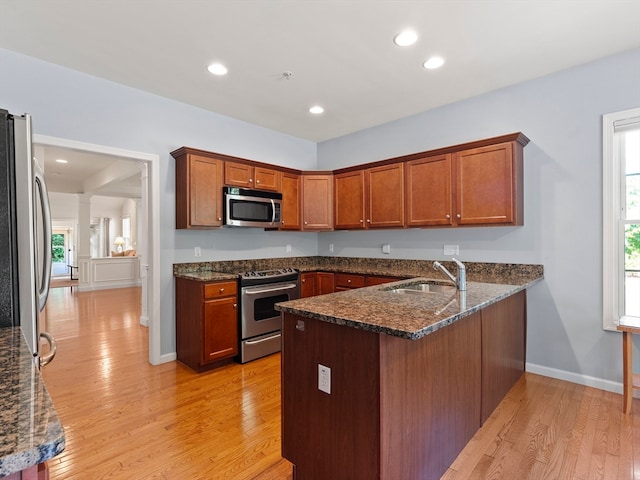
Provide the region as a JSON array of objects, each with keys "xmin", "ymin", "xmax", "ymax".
[
  {"xmin": 0, "ymin": 328, "xmax": 66, "ymax": 476},
  {"xmin": 275, "ymin": 277, "xmax": 543, "ymax": 340}
]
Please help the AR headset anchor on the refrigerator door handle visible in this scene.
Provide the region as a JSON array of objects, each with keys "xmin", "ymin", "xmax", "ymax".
[
  {"xmin": 34, "ymin": 166, "xmax": 52, "ymax": 311},
  {"xmin": 39, "ymin": 331, "xmax": 57, "ymax": 367}
]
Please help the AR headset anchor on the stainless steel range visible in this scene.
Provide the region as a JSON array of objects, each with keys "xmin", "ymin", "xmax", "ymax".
[{"xmin": 239, "ymin": 267, "xmax": 299, "ymax": 363}]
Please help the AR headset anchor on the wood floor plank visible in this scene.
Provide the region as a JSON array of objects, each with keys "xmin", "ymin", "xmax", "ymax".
[{"xmin": 40, "ymin": 287, "xmax": 640, "ymax": 479}]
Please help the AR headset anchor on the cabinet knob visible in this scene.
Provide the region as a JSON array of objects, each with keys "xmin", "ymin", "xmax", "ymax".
[
  {"xmin": 367, "ymin": 219, "xmax": 371, "ymax": 223},
  {"xmin": 302, "ymin": 279, "xmax": 306, "ymax": 283},
  {"xmin": 304, "ymin": 221, "xmax": 308, "ymax": 225},
  {"xmin": 281, "ymin": 220, "xmax": 285, "ymax": 225},
  {"xmin": 445, "ymin": 214, "xmax": 451, "ymax": 219},
  {"xmin": 360, "ymin": 219, "xmax": 363, "ymax": 223},
  {"xmin": 220, "ymin": 288, "xmax": 225, "ymax": 293},
  {"xmin": 347, "ymin": 279, "xmax": 351, "ymax": 283},
  {"xmin": 249, "ymin": 178, "xmax": 253, "ymax": 183},
  {"xmin": 456, "ymin": 214, "xmax": 461, "ymax": 219},
  {"xmin": 233, "ymin": 303, "xmax": 237, "ymax": 309},
  {"xmin": 218, "ymin": 217, "xmax": 222, "ymax": 221}
]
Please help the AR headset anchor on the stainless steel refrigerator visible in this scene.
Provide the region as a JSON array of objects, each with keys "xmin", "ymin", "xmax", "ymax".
[{"xmin": 0, "ymin": 108, "xmax": 56, "ymax": 367}]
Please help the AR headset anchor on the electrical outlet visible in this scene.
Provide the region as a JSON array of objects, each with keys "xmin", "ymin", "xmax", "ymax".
[
  {"xmin": 382, "ymin": 244, "xmax": 391, "ymax": 254},
  {"xmin": 194, "ymin": 246, "xmax": 201, "ymax": 257},
  {"xmin": 286, "ymin": 244, "xmax": 292, "ymax": 253},
  {"xmin": 443, "ymin": 245, "xmax": 459, "ymax": 256},
  {"xmin": 318, "ymin": 364, "xmax": 331, "ymax": 394},
  {"xmin": 329, "ymin": 243, "xmax": 334, "ymax": 253}
]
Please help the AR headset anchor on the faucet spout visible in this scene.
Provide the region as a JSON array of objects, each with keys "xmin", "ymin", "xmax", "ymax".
[{"xmin": 433, "ymin": 258, "xmax": 466, "ymax": 291}]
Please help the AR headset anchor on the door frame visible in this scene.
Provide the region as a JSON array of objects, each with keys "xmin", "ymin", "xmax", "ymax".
[{"xmin": 33, "ymin": 134, "xmax": 162, "ymax": 365}]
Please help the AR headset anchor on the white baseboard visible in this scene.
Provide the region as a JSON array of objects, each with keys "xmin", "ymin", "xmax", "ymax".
[
  {"xmin": 526, "ymin": 362, "xmax": 630, "ymax": 396},
  {"xmin": 155, "ymin": 352, "xmax": 177, "ymax": 365}
]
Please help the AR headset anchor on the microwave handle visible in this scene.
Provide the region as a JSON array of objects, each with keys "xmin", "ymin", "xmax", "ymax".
[{"xmin": 271, "ymin": 199, "xmax": 276, "ymax": 224}]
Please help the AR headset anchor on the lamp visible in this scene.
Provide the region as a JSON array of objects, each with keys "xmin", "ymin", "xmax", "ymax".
[{"xmin": 114, "ymin": 236, "xmax": 125, "ymax": 253}]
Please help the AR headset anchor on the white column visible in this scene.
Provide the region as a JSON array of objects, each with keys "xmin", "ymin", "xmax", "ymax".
[
  {"xmin": 77, "ymin": 193, "xmax": 92, "ymax": 290},
  {"xmin": 138, "ymin": 163, "xmax": 149, "ymax": 327}
]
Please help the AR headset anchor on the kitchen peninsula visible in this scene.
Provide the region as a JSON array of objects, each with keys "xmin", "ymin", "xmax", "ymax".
[{"xmin": 267, "ymin": 258, "xmax": 540, "ymax": 480}]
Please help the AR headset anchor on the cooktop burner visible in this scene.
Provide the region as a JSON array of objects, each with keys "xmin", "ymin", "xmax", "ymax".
[{"xmin": 239, "ymin": 267, "xmax": 298, "ymax": 286}]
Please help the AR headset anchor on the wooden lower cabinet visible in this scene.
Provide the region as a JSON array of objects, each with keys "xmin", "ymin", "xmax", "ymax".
[
  {"xmin": 300, "ymin": 272, "xmax": 317, "ymax": 298},
  {"xmin": 365, "ymin": 275, "xmax": 405, "ymax": 286},
  {"xmin": 316, "ymin": 272, "xmax": 335, "ymax": 295},
  {"xmin": 175, "ymin": 278, "xmax": 238, "ymax": 372},
  {"xmin": 281, "ymin": 293, "xmax": 526, "ymax": 479},
  {"xmin": 480, "ymin": 290, "xmax": 526, "ymax": 423},
  {"xmin": 5, "ymin": 462, "xmax": 48, "ymax": 480},
  {"xmin": 334, "ymin": 273, "xmax": 365, "ymax": 291}
]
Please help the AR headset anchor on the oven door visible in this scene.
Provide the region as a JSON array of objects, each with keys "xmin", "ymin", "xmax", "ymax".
[{"xmin": 241, "ymin": 281, "xmax": 299, "ymax": 339}]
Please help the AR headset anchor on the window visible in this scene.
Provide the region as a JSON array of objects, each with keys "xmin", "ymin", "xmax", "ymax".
[{"xmin": 603, "ymin": 108, "xmax": 640, "ymax": 330}]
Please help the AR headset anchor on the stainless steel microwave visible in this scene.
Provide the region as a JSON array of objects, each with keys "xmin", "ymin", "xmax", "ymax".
[{"xmin": 223, "ymin": 186, "xmax": 282, "ymax": 228}]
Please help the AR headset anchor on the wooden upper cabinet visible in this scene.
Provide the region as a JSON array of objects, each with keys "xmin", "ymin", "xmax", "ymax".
[
  {"xmin": 280, "ymin": 172, "xmax": 301, "ymax": 230},
  {"xmin": 454, "ymin": 141, "xmax": 522, "ymax": 226},
  {"xmin": 173, "ymin": 152, "xmax": 223, "ymax": 229},
  {"xmin": 405, "ymin": 154, "xmax": 453, "ymax": 227},
  {"xmin": 366, "ymin": 162, "xmax": 405, "ymax": 228},
  {"xmin": 302, "ymin": 174, "xmax": 333, "ymax": 231},
  {"xmin": 224, "ymin": 161, "xmax": 280, "ymax": 192},
  {"xmin": 334, "ymin": 170, "xmax": 365, "ymax": 230},
  {"xmin": 335, "ymin": 163, "xmax": 404, "ymax": 230}
]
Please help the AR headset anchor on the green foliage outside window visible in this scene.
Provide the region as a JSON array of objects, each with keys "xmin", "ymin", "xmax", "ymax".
[{"xmin": 51, "ymin": 233, "xmax": 65, "ymax": 263}]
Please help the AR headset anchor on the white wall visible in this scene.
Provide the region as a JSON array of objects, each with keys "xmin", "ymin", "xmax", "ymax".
[
  {"xmin": 317, "ymin": 48, "xmax": 640, "ymax": 386},
  {"xmin": 0, "ymin": 48, "xmax": 318, "ymax": 356}
]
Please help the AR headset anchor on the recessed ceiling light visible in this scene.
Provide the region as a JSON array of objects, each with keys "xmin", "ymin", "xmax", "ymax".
[
  {"xmin": 393, "ymin": 30, "xmax": 418, "ymax": 47},
  {"xmin": 55, "ymin": 159, "xmax": 68, "ymax": 164},
  {"xmin": 207, "ymin": 63, "xmax": 228, "ymax": 76},
  {"xmin": 309, "ymin": 106, "xmax": 324, "ymax": 115},
  {"xmin": 423, "ymin": 56, "xmax": 445, "ymax": 70}
]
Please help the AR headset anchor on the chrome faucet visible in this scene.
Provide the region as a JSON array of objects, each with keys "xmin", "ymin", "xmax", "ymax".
[{"xmin": 433, "ymin": 258, "xmax": 466, "ymax": 291}]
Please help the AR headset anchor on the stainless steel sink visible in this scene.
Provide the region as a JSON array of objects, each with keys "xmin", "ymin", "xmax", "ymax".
[{"xmin": 387, "ymin": 283, "xmax": 456, "ymax": 295}]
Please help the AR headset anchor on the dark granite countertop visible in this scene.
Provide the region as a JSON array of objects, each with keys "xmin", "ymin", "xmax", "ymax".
[
  {"xmin": 173, "ymin": 256, "xmax": 543, "ymax": 340},
  {"xmin": 0, "ymin": 327, "xmax": 65, "ymax": 476},
  {"xmin": 275, "ymin": 276, "xmax": 541, "ymax": 340}
]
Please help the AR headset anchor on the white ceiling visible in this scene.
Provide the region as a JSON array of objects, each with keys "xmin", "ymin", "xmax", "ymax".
[{"xmin": 1, "ymin": 0, "xmax": 639, "ymax": 143}]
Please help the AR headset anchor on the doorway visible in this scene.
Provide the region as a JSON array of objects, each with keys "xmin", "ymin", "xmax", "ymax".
[{"xmin": 33, "ymin": 134, "xmax": 161, "ymax": 365}]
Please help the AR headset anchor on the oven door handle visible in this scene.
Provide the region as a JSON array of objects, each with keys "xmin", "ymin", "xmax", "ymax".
[
  {"xmin": 243, "ymin": 283, "xmax": 298, "ymax": 295},
  {"xmin": 245, "ymin": 332, "xmax": 281, "ymax": 345}
]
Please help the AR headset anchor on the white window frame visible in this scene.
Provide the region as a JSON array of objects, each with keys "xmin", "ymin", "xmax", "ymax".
[{"xmin": 603, "ymin": 107, "xmax": 640, "ymax": 331}]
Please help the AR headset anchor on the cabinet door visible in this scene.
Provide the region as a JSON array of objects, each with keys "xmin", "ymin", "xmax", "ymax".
[
  {"xmin": 203, "ymin": 296, "xmax": 238, "ymax": 364},
  {"xmin": 405, "ymin": 154, "xmax": 453, "ymax": 227},
  {"xmin": 317, "ymin": 272, "xmax": 335, "ymax": 295},
  {"xmin": 365, "ymin": 276, "xmax": 404, "ymax": 286},
  {"xmin": 302, "ymin": 175, "xmax": 333, "ymax": 230},
  {"xmin": 181, "ymin": 154, "xmax": 223, "ymax": 228},
  {"xmin": 334, "ymin": 170, "xmax": 365, "ymax": 230},
  {"xmin": 366, "ymin": 162, "xmax": 405, "ymax": 228},
  {"xmin": 280, "ymin": 172, "xmax": 301, "ymax": 230},
  {"xmin": 300, "ymin": 272, "xmax": 317, "ymax": 298},
  {"xmin": 254, "ymin": 167, "xmax": 281, "ymax": 192},
  {"xmin": 224, "ymin": 161, "xmax": 254, "ymax": 188},
  {"xmin": 454, "ymin": 142, "xmax": 518, "ymax": 225}
]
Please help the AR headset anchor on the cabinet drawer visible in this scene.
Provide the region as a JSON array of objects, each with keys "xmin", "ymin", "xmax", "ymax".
[
  {"xmin": 334, "ymin": 273, "xmax": 365, "ymax": 289},
  {"xmin": 204, "ymin": 281, "xmax": 238, "ymax": 299}
]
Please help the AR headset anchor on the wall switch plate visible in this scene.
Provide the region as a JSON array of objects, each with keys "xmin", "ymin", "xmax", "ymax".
[
  {"xmin": 194, "ymin": 246, "xmax": 201, "ymax": 257},
  {"xmin": 286, "ymin": 244, "xmax": 292, "ymax": 253},
  {"xmin": 443, "ymin": 245, "xmax": 459, "ymax": 256},
  {"xmin": 318, "ymin": 364, "xmax": 331, "ymax": 394},
  {"xmin": 382, "ymin": 244, "xmax": 391, "ymax": 254}
]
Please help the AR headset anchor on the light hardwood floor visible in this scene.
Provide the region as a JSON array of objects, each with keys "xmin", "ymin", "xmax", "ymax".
[{"xmin": 41, "ymin": 286, "xmax": 639, "ymax": 479}]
